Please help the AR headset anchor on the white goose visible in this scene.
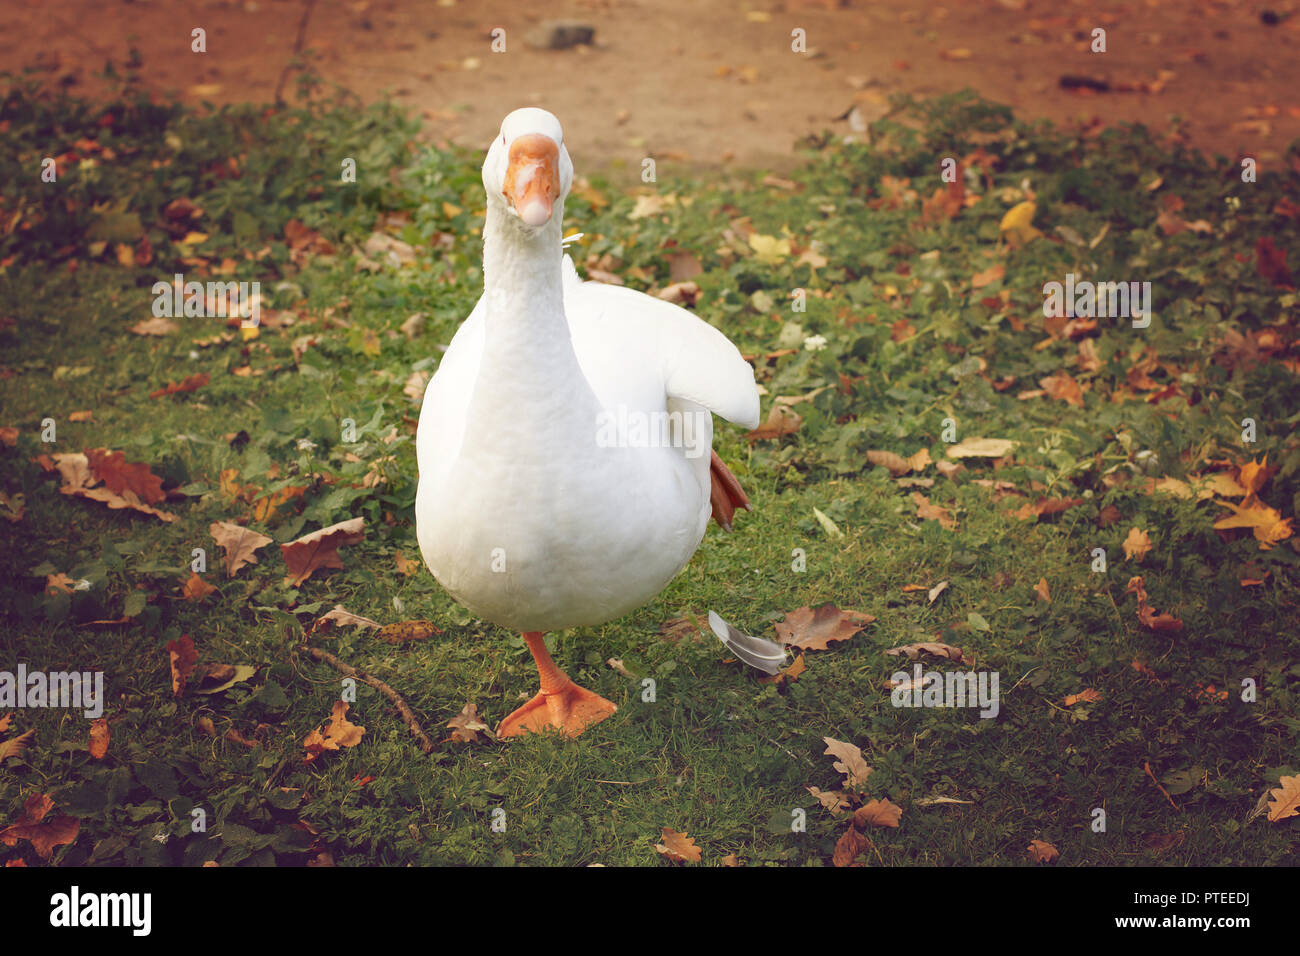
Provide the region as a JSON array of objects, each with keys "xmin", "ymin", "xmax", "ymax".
[{"xmin": 415, "ymin": 108, "xmax": 760, "ymax": 737}]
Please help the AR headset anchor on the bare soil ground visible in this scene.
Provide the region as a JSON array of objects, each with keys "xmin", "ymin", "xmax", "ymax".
[{"xmin": 4, "ymin": 0, "xmax": 1299, "ymax": 172}]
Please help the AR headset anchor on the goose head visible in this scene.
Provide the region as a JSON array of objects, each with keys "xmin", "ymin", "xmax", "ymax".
[{"xmin": 483, "ymin": 107, "xmax": 574, "ymax": 228}]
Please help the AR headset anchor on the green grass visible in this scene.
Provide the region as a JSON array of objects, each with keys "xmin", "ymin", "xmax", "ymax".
[{"xmin": 1, "ymin": 74, "xmax": 1298, "ymax": 866}]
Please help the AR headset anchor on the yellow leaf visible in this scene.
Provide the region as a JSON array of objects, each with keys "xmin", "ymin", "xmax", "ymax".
[
  {"xmin": 999, "ymin": 201, "xmax": 1042, "ymax": 246},
  {"xmin": 748, "ymin": 233, "xmax": 791, "ymax": 264},
  {"xmin": 1213, "ymin": 501, "xmax": 1294, "ymax": 550}
]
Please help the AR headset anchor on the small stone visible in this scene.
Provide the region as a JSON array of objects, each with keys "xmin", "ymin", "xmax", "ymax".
[{"xmin": 525, "ymin": 20, "xmax": 595, "ymax": 50}]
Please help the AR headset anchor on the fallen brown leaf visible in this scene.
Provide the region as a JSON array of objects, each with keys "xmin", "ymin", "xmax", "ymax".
[
  {"xmin": 775, "ymin": 606, "xmax": 873, "ymax": 651},
  {"xmin": 281, "ymin": 517, "xmax": 365, "ymax": 587}
]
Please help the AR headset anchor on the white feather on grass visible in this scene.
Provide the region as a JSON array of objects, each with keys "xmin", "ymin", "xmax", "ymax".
[{"xmin": 708, "ymin": 610, "xmax": 786, "ymax": 676}]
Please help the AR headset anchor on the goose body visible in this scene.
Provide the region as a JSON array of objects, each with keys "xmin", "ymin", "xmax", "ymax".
[{"xmin": 415, "ymin": 108, "xmax": 759, "ymax": 735}]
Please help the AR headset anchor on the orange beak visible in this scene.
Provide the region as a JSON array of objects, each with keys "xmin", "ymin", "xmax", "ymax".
[{"xmin": 503, "ymin": 134, "xmax": 560, "ymax": 226}]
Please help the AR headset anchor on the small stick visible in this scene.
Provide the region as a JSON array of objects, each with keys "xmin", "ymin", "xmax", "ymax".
[
  {"xmin": 274, "ymin": 0, "xmax": 320, "ymax": 106},
  {"xmin": 296, "ymin": 644, "xmax": 435, "ymax": 754},
  {"xmin": 1143, "ymin": 761, "xmax": 1180, "ymax": 812}
]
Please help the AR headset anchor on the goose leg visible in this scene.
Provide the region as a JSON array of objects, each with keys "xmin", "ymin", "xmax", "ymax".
[{"xmin": 498, "ymin": 632, "xmax": 617, "ymax": 738}]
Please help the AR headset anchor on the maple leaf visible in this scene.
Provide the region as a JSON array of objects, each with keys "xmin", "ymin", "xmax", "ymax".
[
  {"xmin": 281, "ymin": 517, "xmax": 365, "ymax": 586},
  {"xmin": 1063, "ymin": 689, "xmax": 1102, "ymax": 707},
  {"xmin": 84, "ymin": 447, "xmax": 166, "ymax": 503},
  {"xmin": 822, "ymin": 736, "xmax": 873, "ymax": 788},
  {"xmin": 167, "ymin": 634, "xmax": 198, "ymax": 696},
  {"xmin": 1237, "ymin": 455, "xmax": 1270, "ymax": 498},
  {"xmin": 1039, "ymin": 371, "xmax": 1085, "ymax": 407},
  {"xmin": 1122, "ymin": 527, "xmax": 1153, "ymax": 562},
  {"xmin": 1213, "ymin": 500, "xmax": 1293, "ymax": 550},
  {"xmin": 1266, "ymin": 775, "xmax": 1300, "ymax": 823},
  {"xmin": 758, "ymin": 652, "xmax": 806, "ymax": 687},
  {"xmin": 807, "ymin": 786, "xmax": 850, "ymax": 815},
  {"xmin": 447, "ymin": 703, "xmax": 491, "ymax": 743},
  {"xmin": 775, "ymin": 606, "xmax": 873, "ymax": 651},
  {"xmin": 303, "ymin": 701, "xmax": 366, "ymax": 763},
  {"xmin": 210, "ymin": 521, "xmax": 273, "ymax": 577},
  {"xmin": 0, "ymin": 793, "xmax": 79, "ymax": 859},
  {"xmin": 884, "ymin": 641, "xmax": 965, "ymax": 663},
  {"xmin": 180, "ymin": 572, "xmax": 217, "ymax": 602},
  {"xmin": 654, "ymin": 828, "xmax": 702, "ymax": 863},
  {"xmin": 853, "ymin": 798, "xmax": 903, "ymax": 829},
  {"xmin": 832, "ymin": 824, "xmax": 870, "ymax": 867},
  {"xmin": 0, "ymin": 728, "xmax": 35, "ymax": 763},
  {"xmin": 88, "ymin": 718, "xmax": 110, "ymax": 760},
  {"xmin": 1027, "ymin": 839, "xmax": 1059, "ymax": 864}
]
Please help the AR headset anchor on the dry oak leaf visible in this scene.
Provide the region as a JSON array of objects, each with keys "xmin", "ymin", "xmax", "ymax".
[
  {"xmin": 0, "ymin": 793, "xmax": 79, "ymax": 860},
  {"xmin": 1266, "ymin": 775, "xmax": 1300, "ymax": 823},
  {"xmin": 775, "ymin": 605, "xmax": 874, "ymax": 651},
  {"xmin": 447, "ymin": 702, "xmax": 492, "ymax": 743},
  {"xmin": 394, "ymin": 551, "xmax": 419, "ymax": 576},
  {"xmin": 721, "ymin": 853, "xmax": 740, "ymax": 867},
  {"xmin": 78, "ymin": 485, "xmax": 178, "ymax": 522},
  {"xmin": 0, "ymin": 729, "xmax": 35, "ymax": 763},
  {"xmin": 884, "ymin": 642, "xmax": 965, "ymax": 664},
  {"xmin": 833, "ymin": 824, "xmax": 871, "ymax": 867},
  {"xmin": 912, "ymin": 491, "xmax": 956, "ymax": 529},
  {"xmin": 1122, "ymin": 527, "xmax": 1153, "ymax": 562},
  {"xmin": 1040, "ymin": 371, "xmax": 1085, "ymax": 407},
  {"xmin": 744, "ymin": 404, "xmax": 802, "ymax": 442},
  {"xmin": 1035, "ymin": 577, "xmax": 1051, "ymax": 603},
  {"xmin": 946, "ymin": 437, "xmax": 1016, "ymax": 459},
  {"xmin": 822, "ymin": 736, "xmax": 873, "ymax": 788},
  {"xmin": 1124, "ymin": 576, "xmax": 1184, "ymax": 633},
  {"xmin": 167, "ymin": 634, "xmax": 198, "ymax": 696},
  {"xmin": 1014, "ymin": 496, "xmax": 1085, "ymax": 522},
  {"xmin": 314, "ymin": 605, "xmax": 382, "ymax": 632},
  {"xmin": 180, "ymin": 572, "xmax": 217, "ymax": 602},
  {"xmin": 303, "ymin": 700, "xmax": 366, "ymax": 764},
  {"xmin": 377, "ymin": 620, "xmax": 443, "ymax": 643},
  {"xmin": 654, "ymin": 828, "xmax": 702, "ymax": 863},
  {"xmin": 853, "ymin": 798, "xmax": 903, "ymax": 829},
  {"xmin": 1027, "ymin": 839, "xmax": 1059, "ymax": 864},
  {"xmin": 88, "ymin": 718, "xmax": 110, "ymax": 760},
  {"xmin": 807, "ymin": 786, "xmax": 850, "ymax": 815},
  {"xmin": 210, "ymin": 521, "xmax": 273, "ymax": 578},
  {"xmin": 149, "ymin": 371, "xmax": 210, "ymax": 399},
  {"xmin": 281, "ymin": 517, "xmax": 365, "ymax": 587},
  {"xmin": 129, "ymin": 317, "xmax": 178, "ymax": 336},
  {"xmin": 1064, "ymin": 688, "xmax": 1102, "ymax": 707}
]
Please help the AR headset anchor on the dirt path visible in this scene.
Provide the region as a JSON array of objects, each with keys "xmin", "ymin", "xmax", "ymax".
[{"xmin": 4, "ymin": 0, "xmax": 1298, "ymax": 173}]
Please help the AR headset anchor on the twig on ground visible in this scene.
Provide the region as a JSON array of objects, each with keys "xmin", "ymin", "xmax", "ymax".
[{"xmin": 296, "ymin": 643, "xmax": 436, "ymax": 754}]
